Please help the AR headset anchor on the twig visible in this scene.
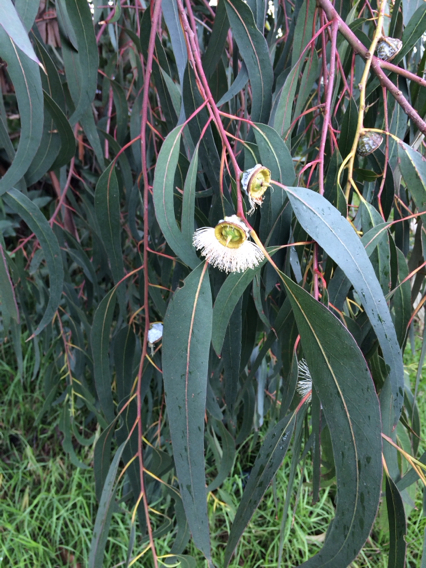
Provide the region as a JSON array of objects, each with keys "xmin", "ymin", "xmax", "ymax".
[
  {"xmin": 138, "ymin": 0, "xmax": 163, "ymax": 565},
  {"xmin": 317, "ymin": 0, "xmax": 426, "ymax": 136},
  {"xmin": 318, "ymin": 20, "xmax": 338, "ymax": 196},
  {"xmin": 344, "ymin": 0, "xmax": 386, "ymax": 200}
]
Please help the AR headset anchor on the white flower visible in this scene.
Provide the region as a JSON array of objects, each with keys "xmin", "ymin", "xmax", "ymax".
[
  {"xmin": 241, "ymin": 164, "xmax": 271, "ymax": 214},
  {"xmin": 148, "ymin": 322, "xmax": 163, "ymax": 354},
  {"xmin": 192, "ymin": 215, "xmax": 264, "ymax": 273},
  {"xmin": 297, "ymin": 358, "xmax": 312, "ymax": 402}
]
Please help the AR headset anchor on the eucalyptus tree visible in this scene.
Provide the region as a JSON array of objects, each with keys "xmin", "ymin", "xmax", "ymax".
[{"xmin": 1, "ymin": 0, "xmax": 426, "ymax": 566}]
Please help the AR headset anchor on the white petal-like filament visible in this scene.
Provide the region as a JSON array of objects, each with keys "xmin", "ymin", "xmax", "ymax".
[{"xmin": 192, "ymin": 216, "xmax": 264, "ymax": 273}]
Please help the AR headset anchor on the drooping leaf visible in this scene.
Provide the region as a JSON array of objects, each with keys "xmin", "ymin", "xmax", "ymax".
[
  {"xmin": 0, "ymin": 28, "xmax": 43, "ymax": 194},
  {"xmin": 3, "ymin": 188, "xmax": 63, "ymax": 335},
  {"xmin": 0, "ymin": 0, "xmax": 39, "ymax": 63},
  {"xmin": 338, "ymin": 98, "xmax": 358, "ymax": 160},
  {"xmin": 386, "ymin": 475, "xmax": 407, "ymax": 568},
  {"xmin": 224, "ymin": 0, "xmax": 273, "ymax": 123},
  {"xmin": 396, "ymin": 3, "xmax": 426, "ymax": 63},
  {"xmin": 253, "ymin": 122, "xmax": 295, "ymax": 184},
  {"xmin": 24, "ymin": 101, "xmax": 59, "ymax": 186},
  {"xmin": 91, "ymin": 288, "xmax": 117, "ymax": 424},
  {"xmin": 279, "ymin": 273, "xmax": 382, "ymax": 568},
  {"xmin": 212, "ymin": 262, "xmax": 265, "ymax": 355},
  {"xmin": 43, "ymin": 91, "xmax": 76, "ymax": 170},
  {"xmin": 291, "ymin": 0, "xmax": 316, "ymax": 68},
  {"xmin": 398, "ymin": 142, "xmax": 426, "ymax": 227},
  {"xmin": 0, "ymin": 244, "xmax": 19, "ymax": 323},
  {"xmin": 222, "ymin": 297, "xmax": 242, "ymax": 412},
  {"xmin": 60, "ymin": 0, "xmax": 99, "ymax": 126},
  {"xmin": 207, "ymin": 421, "xmax": 236, "ymax": 492},
  {"xmin": 162, "ymin": 263, "xmax": 213, "ymax": 561},
  {"xmin": 89, "ymin": 442, "xmax": 127, "ymax": 568},
  {"xmin": 14, "ymin": 0, "xmax": 40, "ymax": 33},
  {"xmin": 95, "ymin": 164, "xmax": 125, "ymax": 287},
  {"xmin": 216, "ymin": 63, "xmax": 249, "ymax": 107},
  {"xmin": 153, "ymin": 126, "xmax": 200, "ymax": 268},
  {"xmin": 202, "ymin": 0, "xmax": 229, "ymax": 78},
  {"xmin": 162, "ymin": 0, "xmax": 187, "ymax": 86},
  {"xmin": 224, "ymin": 413, "xmax": 296, "ymax": 566},
  {"xmin": 279, "ymin": 184, "xmax": 405, "ymax": 425}
]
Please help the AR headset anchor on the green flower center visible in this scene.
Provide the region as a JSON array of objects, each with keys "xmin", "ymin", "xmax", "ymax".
[
  {"xmin": 249, "ymin": 167, "xmax": 271, "ymax": 198},
  {"xmin": 215, "ymin": 222, "xmax": 247, "ymax": 249}
]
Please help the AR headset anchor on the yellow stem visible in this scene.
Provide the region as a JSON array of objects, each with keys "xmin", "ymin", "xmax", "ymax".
[{"xmin": 345, "ymin": 1, "xmax": 386, "ymax": 201}]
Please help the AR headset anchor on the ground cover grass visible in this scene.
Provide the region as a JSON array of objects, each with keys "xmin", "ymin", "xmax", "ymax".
[{"xmin": 1, "ymin": 333, "xmax": 425, "ymax": 567}]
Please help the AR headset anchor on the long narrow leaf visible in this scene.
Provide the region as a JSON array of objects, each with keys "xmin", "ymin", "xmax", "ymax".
[
  {"xmin": 153, "ymin": 126, "xmax": 200, "ymax": 268},
  {"xmin": 89, "ymin": 442, "xmax": 126, "ymax": 568},
  {"xmin": 224, "ymin": 0, "xmax": 273, "ymax": 123},
  {"xmin": 3, "ymin": 188, "xmax": 63, "ymax": 335},
  {"xmin": 281, "ymin": 185, "xmax": 405, "ymax": 426},
  {"xmin": 162, "ymin": 263, "xmax": 213, "ymax": 562},
  {"xmin": 280, "ymin": 273, "xmax": 382, "ymax": 567},
  {"xmin": 0, "ymin": 28, "xmax": 43, "ymax": 194},
  {"xmin": 224, "ymin": 413, "xmax": 296, "ymax": 565}
]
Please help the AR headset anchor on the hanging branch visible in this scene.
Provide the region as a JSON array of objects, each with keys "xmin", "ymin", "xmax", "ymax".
[{"xmin": 317, "ymin": 0, "xmax": 426, "ymax": 135}]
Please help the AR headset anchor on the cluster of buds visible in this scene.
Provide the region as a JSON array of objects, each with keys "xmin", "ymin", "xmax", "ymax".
[{"xmin": 192, "ymin": 165, "xmax": 272, "ymax": 273}]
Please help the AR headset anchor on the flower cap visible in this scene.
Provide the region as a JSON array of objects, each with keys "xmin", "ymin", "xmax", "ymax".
[
  {"xmin": 192, "ymin": 215, "xmax": 264, "ymax": 273},
  {"xmin": 357, "ymin": 132, "xmax": 383, "ymax": 156},
  {"xmin": 148, "ymin": 322, "xmax": 163, "ymax": 355},
  {"xmin": 241, "ymin": 164, "xmax": 271, "ymax": 214},
  {"xmin": 377, "ymin": 37, "xmax": 402, "ymax": 62}
]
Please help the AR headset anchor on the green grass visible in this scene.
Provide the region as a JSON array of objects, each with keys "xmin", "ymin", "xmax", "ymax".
[{"xmin": 1, "ymin": 333, "xmax": 425, "ymax": 567}]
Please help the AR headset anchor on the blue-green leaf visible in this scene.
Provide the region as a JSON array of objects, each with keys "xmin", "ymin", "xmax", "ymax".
[
  {"xmin": 95, "ymin": 164, "xmax": 125, "ymax": 287},
  {"xmin": 60, "ymin": 0, "xmax": 99, "ymax": 126},
  {"xmin": 162, "ymin": 263, "xmax": 213, "ymax": 561},
  {"xmin": 0, "ymin": 28, "xmax": 43, "ymax": 194},
  {"xmin": 0, "ymin": 244, "xmax": 19, "ymax": 323},
  {"xmin": 91, "ymin": 289, "xmax": 117, "ymax": 424},
  {"xmin": 224, "ymin": 0, "xmax": 273, "ymax": 123},
  {"xmin": 386, "ymin": 475, "xmax": 407, "ymax": 568},
  {"xmin": 280, "ymin": 185, "xmax": 404, "ymax": 426},
  {"xmin": 280, "ymin": 274, "xmax": 382, "ymax": 567},
  {"xmin": 153, "ymin": 127, "xmax": 200, "ymax": 268},
  {"xmin": 3, "ymin": 188, "xmax": 63, "ymax": 335},
  {"xmin": 0, "ymin": 0, "xmax": 39, "ymax": 63},
  {"xmin": 89, "ymin": 442, "xmax": 126, "ymax": 568},
  {"xmin": 224, "ymin": 413, "xmax": 296, "ymax": 566},
  {"xmin": 212, "ymin": 262, "xmax": 265, "ymax": 355}
]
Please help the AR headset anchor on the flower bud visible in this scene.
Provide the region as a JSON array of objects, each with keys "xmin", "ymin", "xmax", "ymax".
[
  {"xmin": 357, "ymin": 132, "xmax": 383, "ymax": 156},
  {"xmin": 376, "ymin": 37, "xmax": 402, "ymax": 62}
]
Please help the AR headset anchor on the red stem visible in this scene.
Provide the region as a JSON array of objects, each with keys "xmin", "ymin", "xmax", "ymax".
[
  {"xmin": 176, "ymin": 0, "xmax": 245, "ymax": 217},
  {"xmin": 318, "ymin": 20, "xmax": 338, "ymax": 196},
  {"xmin": 138, "ymin": 1, "xmax": 163, "ymax": 565},
  {"xmin": 317, "ymin": 0, "xmax": 426, "ymax": 134}
]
